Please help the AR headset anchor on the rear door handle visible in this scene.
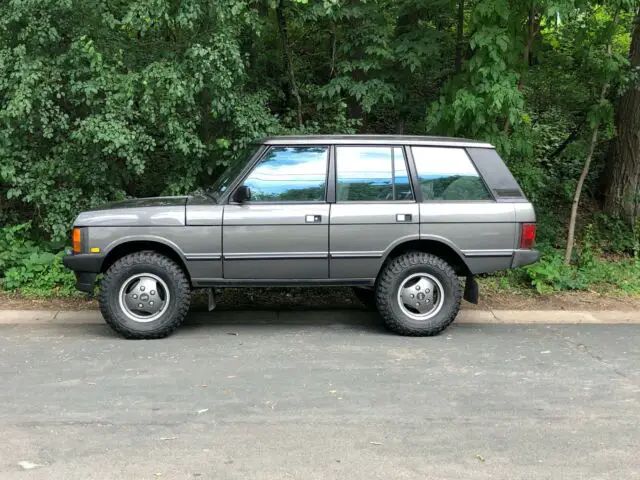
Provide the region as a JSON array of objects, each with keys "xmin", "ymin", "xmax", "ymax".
[
  {"xmin": 396, "ymin": 214, "xmax": 412, "ymax": 222},
  {"xmin": 306, "ymin": 215, "xmax": 322, "ymax": 224}
]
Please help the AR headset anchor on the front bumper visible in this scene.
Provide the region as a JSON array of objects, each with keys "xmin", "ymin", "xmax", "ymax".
[
  {"xmin": 511, "ymin": 249, "xmax": 541, "ymax": 268},
  {"xmin": 63, "ymin": 254, "xmax": 105, "ymax": 293}
]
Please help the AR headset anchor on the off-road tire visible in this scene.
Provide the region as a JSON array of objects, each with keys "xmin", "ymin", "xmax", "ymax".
[
  {"xmin": 352, "ymin": 287, "xmax": 377, "ymax": 310},
  {"xmin": 376, "ymin": 252, "xmax": 461, "ymax": 336},
  {"xmin": 99, "ymin": 251, "xmax": 190, "ymax": 339}
]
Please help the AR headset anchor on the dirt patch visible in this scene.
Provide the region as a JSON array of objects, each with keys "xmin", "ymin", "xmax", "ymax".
[
  {"xmin": 2, "ymin": 286, "xmax": 639, "ymax": 312},
  {"xmin": 473, "ymin": 290, "xmax": 640, "ymax": 311},
  {"xmin": 0, "ymin": 292, "xmax": 98, "ymax": 310}
]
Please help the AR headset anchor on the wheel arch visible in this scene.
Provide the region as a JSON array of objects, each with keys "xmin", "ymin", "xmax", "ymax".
[
  {"xmin": 378, "ymin": 237, "xmax": 471, "ymax": 279},
  {"xmin": 100, "ymin": 240, "xmax": 190, "ymax": 283}
]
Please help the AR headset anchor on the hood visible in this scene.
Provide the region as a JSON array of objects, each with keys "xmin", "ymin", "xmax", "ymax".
[
  {"xmin": 75, "ymin": 196, "xmax": 189, "ymax": 227},
  {"xmin": 86, "ymin": 196, "xmax": 189, "ymax": 211}
]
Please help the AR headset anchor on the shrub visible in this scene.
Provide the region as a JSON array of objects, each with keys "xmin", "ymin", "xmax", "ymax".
[{"xmin": 0, "ymin": 224, "xmax": 76, "ymax": 296}]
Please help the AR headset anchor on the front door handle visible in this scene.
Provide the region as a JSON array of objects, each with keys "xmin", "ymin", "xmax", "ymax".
[
  {"xmin": 396, "ymin": 214, "xmax": 412, "ymax": 222},
  {"xmin": 306, "ymin": 215, "xmax": 322, "ymax": 224}
]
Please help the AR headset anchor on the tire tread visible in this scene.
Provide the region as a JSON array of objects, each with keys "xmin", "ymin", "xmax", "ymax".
[
  {"xmin": 376, "ymin": 252, "xmax": 461, "ymax": 336},
  {"xmin": 99, "ymin": 251, "xmax": 190, "ymax": 339}
]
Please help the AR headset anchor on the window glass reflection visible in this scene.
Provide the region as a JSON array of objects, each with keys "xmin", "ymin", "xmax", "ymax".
[
  {"xmin": 412, "ymin": 147, "xmax": 491, "ymax": 201},
  {"xmin": 337, "ymin": 146, "xmax": 414, "ymax": 201},
  {"xmin": 243, "ymin": 147, "xmax": 328, "ymax": 202}
]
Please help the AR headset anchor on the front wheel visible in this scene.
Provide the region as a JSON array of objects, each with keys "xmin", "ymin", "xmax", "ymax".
[
  {"xmin": 99, "ymin": 251, "xmax": 191, "ymax": 339},
  {"xmin": 376, "ymin": 252, "xmax": 461, "ymax": 336}
]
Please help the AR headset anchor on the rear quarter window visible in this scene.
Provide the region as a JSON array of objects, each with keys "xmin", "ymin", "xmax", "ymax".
[{"xmin": 411, "ymin": 146, "xmax": 492, "ymax": 201}]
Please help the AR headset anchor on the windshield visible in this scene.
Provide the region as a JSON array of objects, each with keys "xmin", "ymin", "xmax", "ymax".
[{"xmin": 207, "ymin": 144, "xmax": 261, "ymax": 202}]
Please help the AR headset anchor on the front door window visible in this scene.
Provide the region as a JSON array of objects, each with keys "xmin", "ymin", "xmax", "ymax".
[{"xmin": 241, "ymin": 146, "xmax": 329, "ymax": 202}]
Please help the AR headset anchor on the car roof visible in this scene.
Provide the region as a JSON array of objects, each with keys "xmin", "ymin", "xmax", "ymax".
[{"xmin": 259, "ymin": 135, "xmax": 494, "ymax": 149}]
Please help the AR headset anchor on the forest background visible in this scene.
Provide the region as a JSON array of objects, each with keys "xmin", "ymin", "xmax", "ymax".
[{"xmin": 1, "ymin": 0, "xmax": 639, "ymax": 297}]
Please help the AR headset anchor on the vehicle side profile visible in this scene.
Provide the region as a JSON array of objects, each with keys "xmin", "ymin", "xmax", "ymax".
[{"xmin": 63, "ymin": 135, "xmax": 539, "ymax": 339}]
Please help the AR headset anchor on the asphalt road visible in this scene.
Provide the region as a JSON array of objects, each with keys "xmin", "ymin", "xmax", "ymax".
[{"xmin": 0, "ymin": 312, "xmax": 638, "ymax": 480}]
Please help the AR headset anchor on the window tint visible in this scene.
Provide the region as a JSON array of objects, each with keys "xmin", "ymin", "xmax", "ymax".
[
  {"xmin": 336, "ymin": 146, "xmax": 414, "ymax": 202},
  {"xmin": 242, "ymin": 147, "xmax": 328, "ymax": 202},
  {"xmin": 411, "ymin": 147, "xmax": 491, "ymax": 201}
]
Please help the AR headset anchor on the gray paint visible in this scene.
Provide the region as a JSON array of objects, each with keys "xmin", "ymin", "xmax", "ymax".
[
  {"xmin": 76, "ymin": 196, "xmax": 188, "ymax": 227},
  {"xmin": 222, "ymin": 204, "xmax": 330, "ymax": 279},
  {"xmin": 419, "ymin": 202, "xmax": 517, "ymax": 272},
  {"xmin": 66, "ymin": 135, "xmax": 539, "ymax": 288},
  {"xmin": 76, "ymin": 206, "xmax": 186, "ymax": 227},
  {"xmin": 185, "ymin": 196, "xmax": 223, "ymax": 226},
  {"xmin": 88, "ymin": 226, "xmax": 223, "ymax": 279},
  {"xmin": 329, "ymin": 203, "xmax": 419, "ymax": 278},
  {"xmin": 514, "ymin": 202, "xmax": 536, "ymax": 223},
  {"xmin": 85, "ymin": 196, "xmax": 189, "ymax": 211}
]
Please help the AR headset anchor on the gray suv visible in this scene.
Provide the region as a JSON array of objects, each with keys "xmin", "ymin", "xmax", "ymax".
[{"xmin": 64, "ymin": 135, "xmax": 539, "ymax": 338}]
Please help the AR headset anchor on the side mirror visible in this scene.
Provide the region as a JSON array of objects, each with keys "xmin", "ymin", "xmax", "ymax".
[{"xmin": 233, "ymin": 185, "xmax": 252, "ymax": 203}]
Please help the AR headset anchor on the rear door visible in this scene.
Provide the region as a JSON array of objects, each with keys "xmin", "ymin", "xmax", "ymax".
[
  {"xmin": 223, "ymin": 145, "xmax": 330, "ymax": 280},
  {"xmin": 329, "ymin": 145, "xmax": 419, "ymax": 279}
]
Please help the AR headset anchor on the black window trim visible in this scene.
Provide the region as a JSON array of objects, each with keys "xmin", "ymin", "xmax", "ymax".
[
  {"xmin": 227, "ymin": 144, "xmax": 331, "ymax": 205},
  {"xmin": 334, "ymin": 144, "xmax": 416, "ymax": 204},
  {"xmin": 409, "ymin": 145, "xmax": 496, "ymax": 203}
]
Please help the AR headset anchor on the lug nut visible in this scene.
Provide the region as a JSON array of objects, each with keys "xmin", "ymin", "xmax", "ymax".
[
  {"xmin": 140, "ymin": 286, "xmax": 145, "ymax": 291},
  {"xmin": 138, "ymin": 303, "xmax": 143, "ymax": 308},
  {"xmin": 149, "ymin": 301, "xmax": 154, "ymax": 306},
  {"xmin": 410, "ymin": 294, "xmax": 415, "ymax": 298},
  {"xmin": 133, "ymin": 294, "xmax": 138, "ymax": 299},
  {"xmin": 150, "ymin": 290, "xmax": 156, "ymax": 295},
  {"xmin": 426, "ymin": 289, "xmax": 430, "ymax": 293},
  {"xmin": 415, "ymin": 285, "xmax": 420, "ymax": 291}
]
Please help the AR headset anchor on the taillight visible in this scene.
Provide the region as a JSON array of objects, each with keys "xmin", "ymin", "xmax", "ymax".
[
  {"xmin": 520, "ymin": 223, "xmax": 536, "ymax": 249},
  {"xmin": 72, "ymin": 228, "xmax": 82, "ymax": 254}
]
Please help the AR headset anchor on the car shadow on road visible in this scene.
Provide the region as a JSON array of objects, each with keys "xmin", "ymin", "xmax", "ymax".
[
  {"xmin": 180, "ymin": 308, "xmax": 388, "ymax": 334},
  {"xmin": 60, "ymin": 308, "xmax": 390, "ymax": 339}
]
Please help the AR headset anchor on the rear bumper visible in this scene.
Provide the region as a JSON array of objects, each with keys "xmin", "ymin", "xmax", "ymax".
[
  {"xmin": 511, "ymin": 249, "xmax": 540, "ymax": 268},
  {"xmin": 63, "ymin": 254, "xmax": 104, "ymax": 293}
]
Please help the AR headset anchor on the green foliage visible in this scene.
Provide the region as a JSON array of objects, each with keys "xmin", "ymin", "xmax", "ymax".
[
  {"xmin": 0, "ymin": 0, "xmax": 279, "ymax": 240},
  {"xmin": 525, "ymin": 252, "xmax": 590, "ymax": 293},
  {"xmin": 3, "ymin": 251, "xmax": 77, "ymax": 297},
  {"xmin": 0, "ymin": 223, "xmax": 38, "ymax": 276},
  {"xmin": 0, "ymin": 224, "xmax": 76, "ymax": 296},
  {"xmin": 524, "ymin": 246, "xmax": 640, "ymax": 294},
  {"xmin": 592, "ymin": 213, "xmax": 640, "ymax": 254},
  {"xmin": 1, "ymin": 0, "xmax": 639, "ymax": 296}
]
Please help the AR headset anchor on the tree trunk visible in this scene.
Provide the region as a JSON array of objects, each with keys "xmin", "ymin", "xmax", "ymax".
[
  {"xmin": 603, "ymin": 8, "xmax": 640, "ymax": 223},
  {"xmin": 565, "ymin": 8, "xmax": 620, "ymax": 264},
  {"xmin": 454, "ymin": 0, "xmax": 465, "ymax": 73},
  {"xmin": 565, "ymin": 119, "xmax": 603, "ymax": 263},
  {"xmin": 503, "ymin": 6, "xmax": 540, "ymax": 135},
  {"xmin": 276, "ymin": 0, "xmax": 303, "ymax": 127}
]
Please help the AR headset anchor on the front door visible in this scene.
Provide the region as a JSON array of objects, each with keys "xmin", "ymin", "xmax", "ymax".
[
  {"xmin": 223, "ymin": 146, "xmax": 330, "ymax": 280},
  {"xmin": 329, "ymin": 145, "xmax": 420, "ymax": 279}
]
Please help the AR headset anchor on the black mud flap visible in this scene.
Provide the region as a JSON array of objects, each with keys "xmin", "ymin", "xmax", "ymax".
[{"xmin": 463, "ymin": 275, "xmax": 479, "ymax": 304}]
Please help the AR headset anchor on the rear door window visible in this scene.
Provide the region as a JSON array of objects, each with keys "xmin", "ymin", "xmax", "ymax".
[
  {"xmin": 411, "ymin": 147, "xmax": 492, "ymax": 201},
  {"xmin": 336, "ymin": 146, "xmax": 414, "ymax": 202}
]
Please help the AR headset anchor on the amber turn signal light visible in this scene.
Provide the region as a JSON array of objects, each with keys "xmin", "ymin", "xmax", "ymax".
[{"xmin": 72, "ymin": 228, "xmax": 82, "ymax": 254}]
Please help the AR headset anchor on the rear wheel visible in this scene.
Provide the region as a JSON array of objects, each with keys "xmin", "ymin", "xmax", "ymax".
[
  {"xmin": 99, "ymin": 251, "xmax": 190, "ymax": 339},
  {"xmin": 376, "ymin": 252, "xmax": 461, "ymax": 336}
]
